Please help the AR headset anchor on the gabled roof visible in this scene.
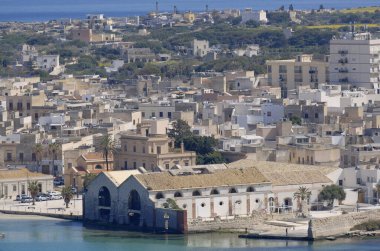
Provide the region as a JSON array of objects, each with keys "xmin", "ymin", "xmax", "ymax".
[{"xmin": 103, "ymin": 170, "xmax": 141, "ymax": 187}]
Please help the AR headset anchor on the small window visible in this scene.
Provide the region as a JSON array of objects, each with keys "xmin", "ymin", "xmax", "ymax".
[
  {"xmin": 229, "ymin": 188, "xmax": 238, "ymax": 193},
  {"xmin": 155, "ymin": 192, "xmax": 165, "ymax": 199},
  {"xmin": 210, "ymin": 189, "xmax": 219, "ymax": 195},
  {"xmin": 267, "ymin": 111, "xmax": 272, "ymax": 117},
  {"xmin": 192, "ymin": 190, "xmax": 201, "ymax": 196},
  {"xmin": 255, "ymin": 199, "xmax": 260, "ymax": 203},
  {"xmin": 246, "ymin": 187, "xmax": 255, "ymax": 192},
  {"xmin": 219, "ymin": 201, "xmax": 224, "ymax": 206},
  {"xmin": 95, "ymin": 165, "xmax": 102, "ymax": 169},
  {"xmin": 13, "ymin": 185, "xmax": 17, "ymax": 192},
  {"xmin": 182, "ymin": 204, "xmax": 187, "ymax": 209},
  {"xmin": 201, "ymin": 203, "xmax": 206, "ymax": 207},
  {"xmin": 304, "ymin": 113, "xmax": 309, "ymax": 119},
  {"xmin": 133, "ymin": 145, "xmax": 136, "ymax": 152},
  {"xmin": 174, "ymin": 191, "xmax": 183, "ymax": 197},
  {"xmin": 159, "ymin": 112, "xmax": 163, "ymax": 117}
]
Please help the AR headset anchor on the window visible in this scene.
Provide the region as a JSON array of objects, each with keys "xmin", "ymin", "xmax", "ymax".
[
  {"xmin": 27, "ymin": 103, "xmax": 31, "ymax": 110},
  {"xmin": 32, "ymin": 153, "xmax": 36, "ymax": 161},
  {"xmin": 219, "ymin": 201, "xmax": 224, "ymax": 206},
  {"xmin": 255, "ymin": 199, "xmax": 260, "ymax": 203},
  {"xmin": 155, "ymin": 192, "xmax": 165, "ymax": 200},
  {"xmin": 157, "ymin": 146, "xmax": 161, "ymax": 154},
  {"xmin": 95, "ymin": 165, "xmax": 102, "ymax": 169},
  {"xmin": 13, "ymin": 185, "xmax": 16, "ymax": 192},
  {"xmin": 133, "ymin": 162, "xmax": 137, "ymax": 169},
  {"xmin": 210, "ymin": 189, "xmax": 219, "ymax": 195},
  {"xmin": 174, "ymin": 191, "xmax": 183, "ymax": 197},
  {"xmin": 142, "ymin": 163, "xmax": 146, "ymax": 168},
  {"xmin": 165, "ymin": 163, "xmax": 170, "ymax": 169},
  {"xmin": 124, "ymin": 161, "xmax": 128, "ymax": 169},
  {"xmin": 229, "ymin": 188, "xmax": 237, "ymax": 193},
  {"xmin": 142, "ymin": 112, "xmax": 145, "ymax": 117},
  {"xmin": 159, "ymin": 112, "xmax": 163, "ymax": 117},
  {"xmin": 133, "ymin": 145, "xmax": 136, "ymax": 152},
  {"xmin": 182, "ymin": 204, "xmax": 187, "ymax": 209},
  {"xmin": 315, "ymin": 113, "xmax": 319, "ymax": 119},
  {"xmin": 124, "ymin": 145, "xmax": 127, "ymax": 152},
  {"xmin": 357, "ymin": 178, "xmax": 361, "ymax": 185},
  {"xmin": 19, "ymin": 153, "xmax": 24, "ymax": 161},
  {"xmin": 192, "ymin": 190, "xmax": 201, "ymax": 196},
  {"xmin": 142, "ymin": 147, "xmax": 145, "ymax": 153},
  {"xmin": 339, "ymin": 180, "xmax": 343, "ymax": 186},
  {"xmin": 246, "ymin": 187, "xmax": 255, "ymax": 192},
  {"xmin": 267, "ymin": 111, "xmax": 272, "ymax": 117},
  {"xmin": 201, "ymin": 203, "xmax": 206, "ymax": 207},
  {"xmin": 168, "ymin": 112, "xmax": 172, "ymax": 119},
  {"xmin": 151, "ymin": 112, "xmax": 155, "ymax": 118},
  {"xmin": 6, "ymin": 153, "xmax": 12, "ymax": 161},
  {"xmin": 304, "ymin": 113, "xmax": 309, "ymax": 119}
]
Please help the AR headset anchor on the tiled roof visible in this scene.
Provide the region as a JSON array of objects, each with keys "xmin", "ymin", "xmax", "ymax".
[
  {"xmin": 82, "ymin": 152, "xmax": 113, "ymax": 161},
  {"xmin": 104, "ymin": 170, "xmax": 141, "ymax": 187},
  {"xmin": 0, "ymin": 168, "xmax": 52, "ymax": 180},
  {"xmin": 227, "ymin": 160, "xmax": 335, "ymax": 186},
  {"xmin": 134, "ymin": 167, "xmax": 270, "ymax": 191}
]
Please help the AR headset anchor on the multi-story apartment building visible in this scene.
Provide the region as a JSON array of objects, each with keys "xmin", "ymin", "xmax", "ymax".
[
  {"xmin": 266, "ymin": 54, "xmax": 329, "ymax": 97},
  {"xmin": 329, "ymin": 32, "xmax": 380, "ymax": 89}
]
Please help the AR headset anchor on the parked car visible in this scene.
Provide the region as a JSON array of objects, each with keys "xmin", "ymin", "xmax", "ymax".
[
  {"xmin": 49, "ymin": 194, "xmax": 63, "ymax": 200},
  {"xmin": 53, "ymin": 177, "xmax": 64, "ymax": 186},
  {"xmin": 71, "ymin": 187, "xmax": 77, "ymax": 194},
  {"xmin": 21, "ymin": 196, "xmax": 33, "ymax": 203},
  {"xmin": 36, "ymin": 194, "xmax": 49, "ymax": 201},
  {"xmin": 15, "ymin": 195, "xmax": 22, "ymax": 201}
]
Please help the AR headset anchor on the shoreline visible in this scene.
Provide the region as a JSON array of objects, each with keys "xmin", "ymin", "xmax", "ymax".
[{"xmin": 0, "ymin": 210, "xmax": 82, "ymax": 221}]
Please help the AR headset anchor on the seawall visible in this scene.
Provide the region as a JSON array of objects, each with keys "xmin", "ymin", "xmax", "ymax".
[{"xmin": 0, "ymin": 209, "xmax": 83, "ymax": 221}]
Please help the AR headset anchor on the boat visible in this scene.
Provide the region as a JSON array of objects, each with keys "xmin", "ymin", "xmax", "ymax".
[{"xmin": 0, "ymin": 233, "xmax": 5, "ymax": 239}]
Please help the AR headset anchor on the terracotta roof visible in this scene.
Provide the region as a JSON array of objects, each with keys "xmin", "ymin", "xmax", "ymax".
[
  {"xmin": 134, "ymin": 167, "xmax": 270, "ymax": 191},
  {"xmin": 81, "ymin": 152, "xmax": 113, "ymax": 161},
  {"xmin": 227, "ymin": 160, "xmax": 334, "ymax": 186},
  {"xmin": 0, "ymin": 168, "xmax": 52, "ymax": 180}
]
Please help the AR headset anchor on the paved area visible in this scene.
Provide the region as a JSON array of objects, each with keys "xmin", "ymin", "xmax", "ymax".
[{"xmin": 0, "ymin": 195, "xmax": 82, "ymax": 216}]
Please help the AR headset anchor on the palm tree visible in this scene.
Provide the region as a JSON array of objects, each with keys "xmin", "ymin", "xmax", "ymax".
[
  {"xmin": 48, "ymin": 142, "xmax": 61, "ymax": 177},
  {"xmin": 28, "ymin": 181, "xmax": 39, "ymax": 205},
  {"xmin": 33, "ymin": 143, "xmax": 44, "ymax": 172},
  {"xmin": 293, "ymin": 186, "xmax": 311, "ymax": 216},
  {"xmin": 99, "ymin": 134, "xmax": 116, "ymax": 171},
  {"xmin": 61, "ymin": 186, "xmax": 74, "ymax": 208}
]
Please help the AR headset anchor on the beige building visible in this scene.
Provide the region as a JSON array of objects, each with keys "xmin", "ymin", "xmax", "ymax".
[
  {"xmin": 115, "ymin": 131, "xmax": 196, "ymax": 171},
  {"xmin": 0, "ymin": 168, "xmax": 54, "ymax": 199},
  {"xmin": 266, "ymin": 54, "xmax": 329, "ymax": 97}
]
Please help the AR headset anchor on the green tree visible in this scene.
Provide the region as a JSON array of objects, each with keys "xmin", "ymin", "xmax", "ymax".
[
  {"xmin": 48, "ymin": 142, "xmax": 61, "ymax": 177},
  {"xmin": 290, "ymin": 116, "xmax": 301, "ymax": 125},
  {"xmin": 61, "ymin": 186, "xmax": 74, "ymax": 208},
  {"xmin": 318, "ymin": 184, "xmax": 346, "ymax": 207},
  {"xmin": 293, "ymin": 186, "xmax": 311, "ymax": 216},
  {"xmin": 33, "ymin": 143, "xmax": 44, "ymax": 172},
  {"xmin": 99, "ymin": 134, "xmax": 117, "ymax": 171},
  {"xmin": 168, "ymin": 119, "xmax": 192, "ymax": 147},
  {"xmin": 28, "ymin": 181, "xmax": 39, "ymax": 205}
]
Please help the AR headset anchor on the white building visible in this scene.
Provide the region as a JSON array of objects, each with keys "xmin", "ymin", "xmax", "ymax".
[
  {"xmin": 241, "ymin": 9, "xmax": 268, "ymax": 23},
  {"xmin": 329, "ymin": 32, "xmax": 380, "ymax": 89},
  {"xmin": 192, "ymin": 39, "xmax": 210, "ymax": 57},
  {"xmin": 35, "ymin": 55, "xmax": 60, "ymax": 71}
]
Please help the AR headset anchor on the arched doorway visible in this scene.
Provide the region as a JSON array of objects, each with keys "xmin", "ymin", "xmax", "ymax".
[
  {"xmin": 284, "ymin": 198, "xmax": 293, "ymax": 212},
  {"xmin": 128, "ymin": 190, "xmax": 141, "ymax": 226},
  {"xmin": 98, "ymin": 186, "xmax": 111, "ymax": 221}
]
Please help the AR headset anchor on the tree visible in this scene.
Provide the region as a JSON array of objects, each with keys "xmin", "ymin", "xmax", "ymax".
[
  {"xmin": 318, "ymin": 185, "xmax": 346, "ymax": 207},
  {"xmin": 163, "ymin": 198, "xmax": 181, "ymax": 210},
  {"xmin": 290, "ymin": 116, "xmax": 301, "ymax": 125},
  {"xmin": 48, "ymin": 142, "xmax": 61, "ymax": 177},
  {"xmin": 33, "ymin": 143, "xmax": 44, "ymax": 172},
  {"xmin": 99, "ymin": 134, "xmax": 116, "ymax": 171},
  {"xmin": 28, "ymin": 181, "xmax": 39, "ymax": 205},
  {"xmin": 61, "ymin": 186, "xmax": 74, "ymax": 208},
  {"xmin": 168, "ymin": 119, "xmax": 192, "ymax": 147},
  {"xmin": 83, "ymin": 173, "xmax": 97, "ymax": 191},
  {"xmin": 293, "ymin": 186, "xmax": 311, "ymax": 217}
]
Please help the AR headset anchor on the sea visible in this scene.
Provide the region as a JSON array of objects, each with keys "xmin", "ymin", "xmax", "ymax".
[
  {"xmin": 0, "ymin": 0, "xmax": 379, "ymax": 22},
  {"xmin": 1, "ymin": 214, "xmax": 380, "ymax": 251}
]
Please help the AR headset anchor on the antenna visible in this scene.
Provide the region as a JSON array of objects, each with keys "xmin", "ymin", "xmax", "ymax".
[{"xmin": 155, "ymin": 1, "xmax": 159, "ymax": 13}]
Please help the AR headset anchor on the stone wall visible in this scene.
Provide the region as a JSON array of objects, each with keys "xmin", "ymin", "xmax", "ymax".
[{"xmin": 308, "ymin": 209, "xmax": 380, "ymax": 239}]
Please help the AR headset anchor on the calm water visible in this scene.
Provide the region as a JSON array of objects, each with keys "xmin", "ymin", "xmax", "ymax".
[
  {"xmin": 0, "ymin": 0, "xmax": 379, "ymax": 22},
  {"xmin": 1, "ymin": 214, "xmax": 380, "ymax": 251}
]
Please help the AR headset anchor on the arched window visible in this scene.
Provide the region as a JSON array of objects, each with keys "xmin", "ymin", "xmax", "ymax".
[
  {"xmin": 229, "ymin": 187, "xmax": 238, "ymax": 193},
  {"xmin": 155, "ymin": 192, "xmax": 165, "ymax": 200},
  {"xmin": 98, "ymin": 186, "xmax": 111, "ymax": 207},
  {"xmin": 174, "ymin": 191, "xmax": 183, "ymax": 197},
  {"xmin": 210, "ymin": 189, "xmax": 219, "ymax": 195},
  {"xmin": 95, "ymin": 165, "xmax": 103, "ymax": 169},
  {"xmin": 269, "ymin": 197, "xmax": 275, "ymax": 212},
  {"xmin": 128, "ymin": 190, "xmax": 141, "ymax": 210},
  {"xmin": 192, "ymin": 190, "xmax": 201, "ymax": 196},
  {"xmin": 246, "ymin": 186, "xmax": 255, "ymax": 192}
]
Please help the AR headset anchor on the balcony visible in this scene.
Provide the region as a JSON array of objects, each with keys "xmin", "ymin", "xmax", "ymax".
[{"xmin": 338, "ymin": 68, "xmax": 349, "ymax": 73}]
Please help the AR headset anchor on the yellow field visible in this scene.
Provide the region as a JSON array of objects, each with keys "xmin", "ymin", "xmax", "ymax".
[
  {"xmin": 304, "ymin": 23, "xmax": 380, "ymax": 29},
  {"xmin": 340, "ymin": 6, "xmax": 380, "ymax": 13}
]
